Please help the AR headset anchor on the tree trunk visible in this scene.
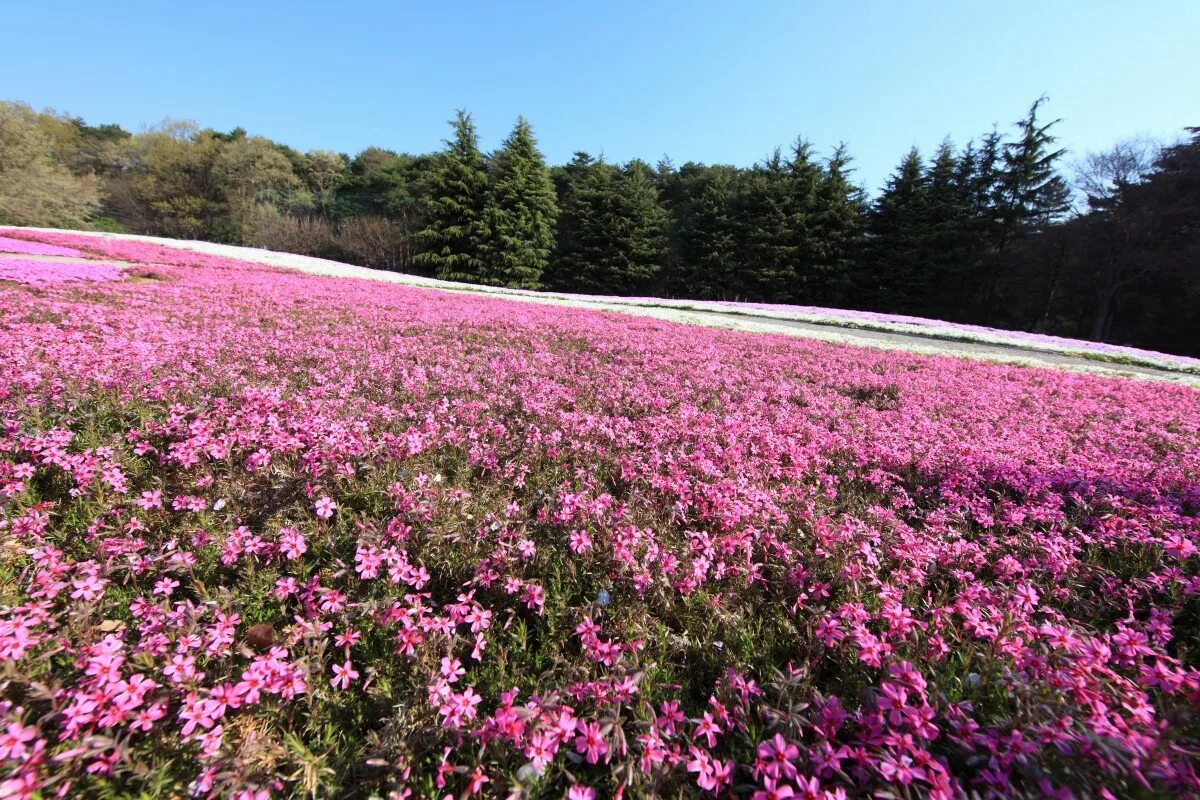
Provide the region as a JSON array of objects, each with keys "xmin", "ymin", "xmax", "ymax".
[{"xmin": 1089, "ymin": 255, "xmax": 1121, "ymax": 341}]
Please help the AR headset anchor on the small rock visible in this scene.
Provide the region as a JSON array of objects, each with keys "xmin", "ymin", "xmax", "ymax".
[{"xmin": 245, "ymin": 623, "xmax": 276, "ymax": 650}]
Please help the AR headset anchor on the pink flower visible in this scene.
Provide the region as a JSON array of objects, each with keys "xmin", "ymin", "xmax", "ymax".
[
  {"xmin": 437, "ymin": 687, "xmax": 482, "ymax": 728},
  {"xmin": 279, "ymin": 527, "xmax": 307, "ymax": 560},
  {"xmin": 70, "ymin": 575, "xmax": 106, "ymax": 602},
  {"xmin": 153, "ymin": 577, "xmax": 180, "ymax": 596},
  {"xmin": 575, "ymin": 721, "xmax": 609, "ymax": 764},
  {"xmin": 314, "ymin": 497, "xmax": 337, "ymax": 519},
  {"xmin": 0, "ymin": 722, "xmax": 38, "ymax": 761},
  {"xmin": 752, "ymin": 779, "xmax": 795, "ymax": 800},
  {"xmin": 756, "ymin": 733, "xmax": 799, "ymax": 781},
  {"xmin": 524, "ymin": 731, "xmax": 557, "ymax": 774},
  {"xmin": 274, "ymin": 577, "xmax": 298, "ymax": 599},
  {"xmin": 657, "ymin": 699, "xmax": 685, "ymax": 735},
  {"xmin": 439, "ymin": 657, "xmax": 465, "ymax": 683},
  {"xmin": 695, "ymin": 712, "xmax": 722, "ymax": 748},
  {"xmin": 1163, "ymin": 533, "xmax": 1197, "ymax": 559},
  {"xmin": 135, "ymin": 489, "xmax": 162, "ymax": 510},
  {"xmin": 330, "ymin": 660, "xmax": 359, "ymax": 690},
  {"xmin": 232, "ymin": 789, "xmax": 271, "ymax": 800},
  {"xmin": 334, "ymin": 628, "xmax": 362, "ymax": 649},
  {"xmin": 879, "ymin": 754, "xmax": 925, "ymax": 785},
  {"xmin": 569, "ymin": 529, "xmax": 593, "ymax": 554}
]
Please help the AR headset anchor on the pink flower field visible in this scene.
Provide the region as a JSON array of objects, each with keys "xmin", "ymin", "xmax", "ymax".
[
  {"xmin": 0, "ymin": 230, "xmax": 1198, "ymax": 799},
  {"xmin": 0, "ymin": 235, "xmax": 84, "ymax": 258},
  {"xmin": 0, "ymin": 256, "xmax": 125, "ymax": 285}
]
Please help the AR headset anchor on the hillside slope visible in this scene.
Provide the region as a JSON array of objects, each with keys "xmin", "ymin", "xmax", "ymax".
[
  {"xmin": 0, "ymin": 229, "xmax": 1198, "ymax": 798},
  {"xmin": 5, "ymin": 227, "xmax": 1199, "ymax": 385}
]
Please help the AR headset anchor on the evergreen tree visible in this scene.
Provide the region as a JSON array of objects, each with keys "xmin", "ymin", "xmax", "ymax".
[
  {"xmin": 918, "ymin": 139, "xmax": 975, "ymax": 316},
  {"xmin": 548, "ymin": 155, "xmax": 667, "ymax": 294},
  {"xmin": 783, "ymin": 139, "xmax": 828, "ymax": 303},
  {"xmin": 547, "ymin": 152, "xmax": 608, "ymax": 291},
  {"xmin": 997, "ymin": 98, "xmax": 1071, "ymax": 246},
  {"xmin": 609, "ymin": 159, "xmax": 669, "ymax": 293},
  {"xmin": 480, "ymin": 116, "xmax": 558, "ymax": 288},
  {"xmin": 730, "ymin": 150, "xmax": 795, "ymax": 300},
  {"xmin": 811, "ymin": 143, "xmax": 867, "ymax": 306},
  {"xmin": 861, "ymin": 147, "xmax": 929, "ymax": 312},
  {"xmin": 413, "ymin": 110, "xmax": 490, "ymax": 282},
  {"xmin": 659, "ymin": 163, "xmax": 740, "ymax": 298},
  {"xmin": 982, "ymin": 98, "xmax": 1072, "ymax": 322}
]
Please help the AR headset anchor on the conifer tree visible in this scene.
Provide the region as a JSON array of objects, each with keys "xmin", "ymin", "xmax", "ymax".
[
  {"xmin": 609, "ymin": 159, "xmax": 669, "ymax": 293},
  {"xmin": 997, "ymin": 97, "xmax": 1071, "ymax": 246},
  {"xmin": 413, "ymin": 110, "xmax": 490, "ymax": 282},
  {"xmin": 862, "ymin": 147, "xmax": 929, "ymax": 312},
  {"xmin": 546, "ymin": 152, "xmax": 609, "ymax": 291},
  {"xmin": 784, "ymin": 138, "xmax": 828, "ymax": 302},
  {"xmin": 981, "ymin": 98, "xmax": 1071, "ymax": 319},
  {"xmin": 731, "ymin": 150, "xmax": 795, "ymax": 300},
  {"xmin": 918, "ymin": 139, "xmax": 974, "ymax": 315},
  {"xmin": 811, "ymin": 143, "xmax": 867, "ymax": 305},
  {"xmin": 549, "ymin": 155, "xmax": 668, "ymax": 295},
  {"xmin": 481, "ymin": 116, "xmax": 558, "ymax": 288},
  {"xmin": 659, "ymin": 163, "xmax": 739, "ymax": 299}
]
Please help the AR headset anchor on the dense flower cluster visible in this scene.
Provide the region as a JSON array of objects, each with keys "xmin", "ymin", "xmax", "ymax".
[
  {"xmin": 0, "ymin": 229, "xmax": 1198, "ymax": 799},
  {"xmin": 0, "ymin": 236, "xmax": 84, "ymax": 258},
  {"xmin": 0, "ymin": 255, "xmax": 124, "ymax": 284}
]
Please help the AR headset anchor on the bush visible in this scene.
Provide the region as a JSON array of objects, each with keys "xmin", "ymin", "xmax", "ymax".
[
  {"xmin": 253, "ymin": 213, "xmax": 337, "ymax": 257},
  {"xmin": 89, "ymin": 216, "xmax": 126, "ymax": 233},
  {"xmin": 333, "ymin": 215, "xmax": 409, "ymax": 271}
]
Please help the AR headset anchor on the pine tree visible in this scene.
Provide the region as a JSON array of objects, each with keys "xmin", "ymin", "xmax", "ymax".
[
  {"xmin": 609, "ymin": 159, "xmax": 669, "ymax": 293},
  {"xmin": 784, "ymin": 139, "xmax": 828, "ymax": 302},
  {"xmin": 413, "ymin": 110, "xmax": 490, "ymax": 282},
  {"xmin": 659, "ymin": 163, "xmax": 739, "ymax": 299},
  {"xmin": 546, "ymin": 152, "xmax": 608, "ymax": 291},
  {"xmin": 549, "ymin": 155, "xmax": 669, "ymax": 295},
  {"xmin": 982, "ymin": 98, "xmax": 1072, "ymax": 322},
  {"xmin": 811, "ymin": 143, "xmax": 867, "ymax": 306},
  {"xmin": 966, "ymin": 129, "xmax": 1004, "ymax": 240},
  {"xmin": 481, "ymin": 117, "xmax": 558, "ymax": 289},
  {"xmin": 919, "ymin": 139, "xmax": 974, "ymax": 316},
  {"xmin": 862, "ymin": 147, "xmax": 930, "ymax": 312},
  {"xmin": 731, "ymin": 149, "xmax": 795, "ymax": 300},
  {"xmin": 997, "ymin": 97, "xmax": 1071, "ymax": 246}
]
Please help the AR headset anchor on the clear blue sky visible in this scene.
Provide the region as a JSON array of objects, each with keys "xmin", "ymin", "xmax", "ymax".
[{"xmin": 4, "ymin": 0, "xmax": 1197, "ymax": 193}]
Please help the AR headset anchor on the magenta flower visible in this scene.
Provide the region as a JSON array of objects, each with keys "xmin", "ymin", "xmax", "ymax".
[
  {"xmin": 575, "ymin": 721, "xmax": 609, "ymax": 764},
  {"xmin": 314, "ymin": 497, "xmax": 337, "ymax": 519},
  {"xmin": 330, "ymin": 660, "xmax": 359, "ymax": 690},
  {"xmin": 2, "ymin": 228, "xmax": 1199, "ymax": 798},
  {"xmin": 0, "ymin": 722, "xmax": 38, "ymax": 761}
]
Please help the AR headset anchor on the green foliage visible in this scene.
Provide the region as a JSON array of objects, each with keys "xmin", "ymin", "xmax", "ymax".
[
  {"xmin": 658, "ymin": 162, "xmax": 741, "ymax": 298},
  {"xmin": 479, "ymin": 116, "xmax": 558, "ymax": 289},
  {"xmin": 997, "ymin": 96, "xmax": 1072, "ymax": 241},
  {"xmin": 0, "ymin": 101, "xmax": 102, "ymax": 227},
  {"xmin": 213, "ymin": 135, "xmax": 312, "ymax": 242},
  {"xmin": 413, "ymin": 110, "xmax": 491, "ymax": 282},
  {"xmin": 89, "ymin": 216, "xmax": 127, "ymax": 233},
  {"xmin": 547, "ymin": 154, "xmax": 667, "ymax": 294},
  {"xmin": 862, "ymin": 147, "xmax": 929, "ymax": 311},
  {"xmin": 809, "ymin": 143, "xmax": 868, "ymax": 304}
]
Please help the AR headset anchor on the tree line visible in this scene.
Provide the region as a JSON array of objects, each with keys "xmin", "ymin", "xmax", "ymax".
[{"xmin": 1, "ymin": 99, "xmax": 1196, "ymax": 356}]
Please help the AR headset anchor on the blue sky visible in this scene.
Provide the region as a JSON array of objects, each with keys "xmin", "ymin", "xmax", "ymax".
[{"xmin": 4, "ymin": 0, "xmax": 1197, "ymax": 193}]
